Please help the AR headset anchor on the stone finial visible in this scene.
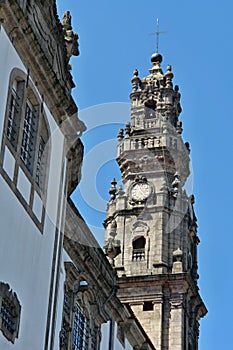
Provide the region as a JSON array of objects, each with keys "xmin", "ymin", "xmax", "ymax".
[
  {"xmin": 172, "ymin": 172, "xmax": 180, "ymax": 198},
  {"xmin": 164, "ymin": 65, "xmax": 174, "ymax": 88},
  {"xmin": 104, "ymin": 219, "xmax": 121, "ymax": 266},
  {"xmin": 131, "ymin": 69, "xmax": 141, "ymax": 92},
  {"xmin": 185, "ymin": 141, "xmax": 190, "ymax": 153},
  {"xmin": 117, "ymin": 128, "xmax": 124, "ymax": 141},
  {"xmin": 173, "ymin": 247, "xmax": 183, "ymax": 260},
  {"xmin": 149, "ymin": 53, "xmax": 163, "ymax": 75},
  {"xmin": 172, "ymin": 248, "xmax": 183, "ymax": 273},
  {"xmin": 110, "ymin": 219, "xmax": 117, "ymax": 237},
  {"xmin": 160, "ymin": 179, "xmax": 169, "ymax": 193},
  {"xmin": 109, "ymin": 178, "xmax": 117, "ymax": 202},
  {"xmin": 62, "ymin": 11, "xmax": 79, "ymax": 59},
  {"xmin": 125, "ymin": 121, "xmax": 131, "ymax": 136},
  {"xmin": 62, "ymin": 11, "xmax": 72, "ymax": 28},
  {"xmin": 104, "ymin": 238, "xmax": 121, "ymax": 266},
  {"xmin": 176, "ymin": 120, "xmax": 183, "ymax": 135},
  {"xmin": 191, "ymin": 194, "xmax": 195, "ymax": 205}
]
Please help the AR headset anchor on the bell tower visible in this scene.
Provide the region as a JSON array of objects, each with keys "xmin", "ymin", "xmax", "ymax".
[{"xmin": 104, "ymin": 52, "xmax": 207, "ymax": 349}]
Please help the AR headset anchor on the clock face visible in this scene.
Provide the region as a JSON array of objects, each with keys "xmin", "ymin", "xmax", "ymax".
[{"xmin": 131, "ymin": 182, "xmax": 151, "ymax": 202}]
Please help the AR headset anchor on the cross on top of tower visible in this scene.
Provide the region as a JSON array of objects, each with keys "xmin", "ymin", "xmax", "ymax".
[{"xmin": 150, "ymin": 19, "xmax": 166, "ymax": 53}]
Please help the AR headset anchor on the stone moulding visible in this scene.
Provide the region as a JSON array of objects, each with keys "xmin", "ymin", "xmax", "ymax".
[{"xmin": 0, "ymin": 0, "xmax": 86, "ymax": 137}]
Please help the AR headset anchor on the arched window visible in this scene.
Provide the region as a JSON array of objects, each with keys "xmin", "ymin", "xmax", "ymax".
[
  {"xmin": 132, "ymin": 236, "xmax": 146, "ymax": 261},
  {"xmin": 73, "ymin": 303, "xmax": 89, "ymax": 350},
  {"xmin": 60, "ymin": 263, "xmax": 101, "ymax": 350}
]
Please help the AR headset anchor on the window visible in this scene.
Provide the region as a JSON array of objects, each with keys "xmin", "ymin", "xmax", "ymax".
[
  {"xmin": 20, "ymin": 101, "xmax": 38, "ymax": 173},
  {"xmin": 35, "ymin": 116, "xmax": 49, "ymax": 191},
  {"xmin": 1, "ymin": 69, "xmax": 51, "ymax": 229},
  {"xmin": 60, "ymin": 263, "xmax": 101, "ymax": 350},
  {"xmin": 143, "ymin": 301, "xmax": 153, "ymax": 311},
  {"xmin": 2, "ymin": 70, "xmax": 50, "ymax": 192},
  {"xmin": 0, "ymin": 282, "xmax": 21, "ymax": 344},
  {"xmin": 132, "ymin": 236, "xmax": 146, "ymax": 261},
  {"xmin": 6, "ymin": 79, "xmax": 24, "ymax": 150},
  {"xmin": 73, "ymin": 303, "xmax": 89, "ymax": 350},
  {"xmin": 6, "ymin": 85, "xmax": 18, "ymax": 145}
]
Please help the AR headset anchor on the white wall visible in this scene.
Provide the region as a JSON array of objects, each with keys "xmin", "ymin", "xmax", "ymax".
[{"xmin": 0, "ymin": 25, "xmax": 66, "ymax": 349}]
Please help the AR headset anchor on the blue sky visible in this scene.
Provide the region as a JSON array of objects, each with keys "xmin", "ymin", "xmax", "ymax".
[{"xmin": 57, "ymin": 1, "xmax": 233, "ymax": 348}]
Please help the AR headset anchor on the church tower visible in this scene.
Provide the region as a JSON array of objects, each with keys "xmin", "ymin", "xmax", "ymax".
[{"xmin": 104, "ymin": 51, "xmax": 207, "ymax": 349}]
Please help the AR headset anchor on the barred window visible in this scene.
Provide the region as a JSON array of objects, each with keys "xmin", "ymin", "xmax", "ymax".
[
  {"xmin": 1, "ymin": 298, "xmax": 15, "ymax": 334},
  {"xmin": 2, "ymin": 70, "xmax": 50, "ymax": 194},
  {"xmin": 60, "ymin": 264, "xmax": 101, "ymax": 350},
  {"xmin": 73, "ymin": 303, "xmax": 89, "ymax": 350},
  {"xmin": 6, "ymin": 80, "xmax": 24, "ymax": 151},
  {"xmin": 35, "ymin": 116, "xmax": 49, "ymax": 191},
  {"xmin": 35, "ymin": 136, "xmax": 45, "ymax": 185},
  {"xmin": 6, "ymin": 86, "xmax": 17, "ymax": 143},
  {"xmin": 20, "ymin": 101, "xmax": 38, "ymax": 174},
  {"xmin": 0, "ymin": 282, "xmax": 21, "ymax": 344},
  {"xmin": 1, "ymin": 69, "xmax": 51, "ymax": 229}
]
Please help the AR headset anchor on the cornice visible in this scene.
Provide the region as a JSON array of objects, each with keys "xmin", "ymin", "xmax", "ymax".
[{"xmin": 0, "ymin": 0, "xmax": 86, "ymax": 137}]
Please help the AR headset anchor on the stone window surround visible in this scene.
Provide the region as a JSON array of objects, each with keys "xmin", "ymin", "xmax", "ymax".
[
  {"xmin": 0, "ymin": 68, "xmax": 51, "ymax": 232},
  {"xmin": 60, "ymin": 262, "xmax": 101, "ymax": 350},
  {"xmin": 0, "ymin": 282, "xmax": 21, "ymax": 344}
]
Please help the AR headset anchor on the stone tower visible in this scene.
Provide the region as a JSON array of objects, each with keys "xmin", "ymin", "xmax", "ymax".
[{"xmin": 104, "ymin": 52, "xmax": 207, "ymax": 349}]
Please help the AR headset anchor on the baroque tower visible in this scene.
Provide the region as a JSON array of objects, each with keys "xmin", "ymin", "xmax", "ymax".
[{"xmin": 104, "ymin": 52, "xmax": 207, "ymax": 349}]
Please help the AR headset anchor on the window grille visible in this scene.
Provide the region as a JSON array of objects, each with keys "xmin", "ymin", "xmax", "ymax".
[
  {"xmin": 6, "ymin": 87, "xmax": 20, "ymax": 150},
  {"xmin": 1, "ymin": 71, "xmax": 51, "ymax": 229},
  {"xmin": 73, "ymin": 304, "xmax": 89, "ymax": 350},
  {"xmin": 20, "ymin": 102, "xmax": 36, "ymax": 173},
  {"xmin": 0, "ymin": 282, "xmax": 21, "ymax": 343},
  {"xmin": 0, "ymin": 298, "xmax": 15, "ymax": 334},
  {"xmin": 35, "ymin": 136, "xmax": 45, "ymax": 187}
]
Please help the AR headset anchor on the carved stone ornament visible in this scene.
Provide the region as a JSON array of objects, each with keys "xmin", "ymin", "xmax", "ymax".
[
  {"xmin": 131, "ymin": 220, "xmax": 150, "ymax": 236},
  {"xmin": 62, "ymin": 11, "xmax": 79, "ymax": 59}
]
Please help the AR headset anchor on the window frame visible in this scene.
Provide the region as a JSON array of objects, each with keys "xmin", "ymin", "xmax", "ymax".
[
  {"xmin": 60, "ymin": 263, "xmax": 101, "ymax": 350},
  {"xmin": 0, "ymin": 68, "xmax": 51, "ymax": 231}
]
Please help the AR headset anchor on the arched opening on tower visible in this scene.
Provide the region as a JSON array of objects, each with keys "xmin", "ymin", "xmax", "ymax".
[
  {"xmin": 132, "ymin": 236, "xmax": 146, "ymax": 261},
  {"xmin": 145, "ymin": 99, "xmax": 156, "ymax": 119}
]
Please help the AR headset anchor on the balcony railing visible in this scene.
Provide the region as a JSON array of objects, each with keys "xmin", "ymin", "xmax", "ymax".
[{"xmin": 132, "ymin": 248, "xmax": 145, "ymax": 261}]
